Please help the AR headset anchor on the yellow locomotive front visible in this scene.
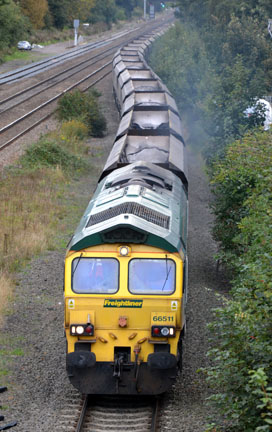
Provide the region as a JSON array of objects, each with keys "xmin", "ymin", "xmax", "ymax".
[{"xmin": 65, "ymin": 243, "xmax": 185, "ymax": 395}]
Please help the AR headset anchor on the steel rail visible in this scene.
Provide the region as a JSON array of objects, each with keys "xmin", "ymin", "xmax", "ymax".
[
  {"xmin": 0, "ymin": 44, "xmax": 115, "ymax": 106},
  {"xmin": 0, "ymin": 60, "xmax": 111, "ymax": 135},
  {"xmin": 75, "ymin": 395, "xmax": 89, "ymax": 432},
  {"xmin": 72, "ymin": 395, "xmax": 160, "ymax": 432},
  {"xmin": 0, "ymin": 50, "xmax": 115, "ymax": 116},
  {"xmin": 0, "ymin": 26, "xmax": 142, "ymax": 84},
  {"xmin": 0, "ymin": 65, "xmax": 112, "ymax": 151},
  {"xmin": 0, "ymin": 18, "xmax": 172, "ymax": 114},
  {"xmin": 151, "ymin": 398, "xmax": 160, "ymax": 432}
]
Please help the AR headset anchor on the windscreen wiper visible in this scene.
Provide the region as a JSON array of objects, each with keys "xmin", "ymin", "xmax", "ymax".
[
  {"xmin": 72, "ymin": 252, "xmax": 83, "ymax": 278},
  {"xmin": 162, "ymin": 255, "xmax": 172, "ymax": 291}
]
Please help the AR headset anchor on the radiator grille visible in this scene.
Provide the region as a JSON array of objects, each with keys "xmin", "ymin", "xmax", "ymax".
[{"xmin": 86, "ymin": 202, "xmax": 169, "ymax": 229}]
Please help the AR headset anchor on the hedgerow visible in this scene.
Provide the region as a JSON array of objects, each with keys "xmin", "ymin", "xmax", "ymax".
[{"xmin": 206, "ymin": 129, "xmax": 272, "ymax": 431}]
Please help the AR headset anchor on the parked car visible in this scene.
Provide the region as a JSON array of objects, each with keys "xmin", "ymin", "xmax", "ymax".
[
  {"xmin": 244, "ymin": 98, "xmax": 272, "ymax": 130},
  {"xmin": 17, "ymin": 41, "xmax": 32, "ymax": 51}
]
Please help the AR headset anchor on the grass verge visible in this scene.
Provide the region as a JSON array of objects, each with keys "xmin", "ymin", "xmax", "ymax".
[
  {"xmin": 0, "ymin": 88, "xmax": 107, "ymax": 383},
  {"xmin": 0, "ymin": 119, "xmax": 90, "ymax": 322}
]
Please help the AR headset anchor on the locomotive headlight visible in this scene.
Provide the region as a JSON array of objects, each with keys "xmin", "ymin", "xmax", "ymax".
[
  {"xmin": 75, "ymin": 325, "xmax": 84, "ymax": 335},
  {"xmin": 161, "ymin": 327, "xmax": 170, "ymax": 336},
  {"xmin": 70, "ymin": 324, "xmax": 94, "ymax": 336},
  {"xmin": 119, "ymin": 246, "xmax": 130, "ymax": 256}
]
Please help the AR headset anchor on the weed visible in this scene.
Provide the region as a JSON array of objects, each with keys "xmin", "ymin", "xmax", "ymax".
[
  {"xmin": 10, "ymin": 348, "xmax": 24, "ymax": 356},
  {"xmin": 0, "ymin": 272, "xmax": 13, "ymax": 327},
  {"xmin": 60, "ymin": 120, "xmax": 88, "ymax": 141},
  {"xmin": 0, "ymin": 341, "xmax": 25, "ymax": 383},
  {"xmin": 21, "ymin": 140, "xmax": 87, "ymax": 171}
]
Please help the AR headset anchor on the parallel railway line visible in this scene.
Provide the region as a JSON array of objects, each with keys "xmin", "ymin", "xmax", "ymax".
[
  {"xmin": 0, "ymin": 16, "xmax": 173, "ymax": 153},
  {"xmin": 0, "ymin": 27, "xmax": 140, "ymax": 85}
]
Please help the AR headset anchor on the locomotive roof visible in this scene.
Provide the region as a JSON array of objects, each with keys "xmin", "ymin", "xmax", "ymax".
[{"xmin": 67, "ymin": 162, "xmax": 188, "ymax": 254}]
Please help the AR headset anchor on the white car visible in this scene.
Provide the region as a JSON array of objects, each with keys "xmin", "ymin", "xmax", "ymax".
[
  {"xmin": 17, "ymin": 41, "xmax": 32, "ymax": 51},
  {"xmin": 244, "ymin": 98, "xmax": 272, "ymax": 130}
]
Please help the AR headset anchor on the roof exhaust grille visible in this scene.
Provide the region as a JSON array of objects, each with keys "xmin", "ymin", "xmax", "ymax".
[{"xmin": 86, "ymin": 202, "xmax": 169, "ymax": 229}]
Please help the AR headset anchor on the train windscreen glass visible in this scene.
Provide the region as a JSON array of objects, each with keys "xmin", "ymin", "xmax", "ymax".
[
  {"xmin": 72, "ymin": 258, "xmax": 119, "ymax": 293},
  {"xmin": 128, "ymin": 258, "xmax": 175, "ymax": 294}
]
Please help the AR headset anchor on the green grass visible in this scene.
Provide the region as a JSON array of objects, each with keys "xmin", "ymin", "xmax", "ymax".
[
  {"xmin": 0, "ymin": 349, "xmax": 24, "ymax": 357},
  {"xmin": 0, "ymin": 337, "xmax": 25, "ymax": 381},
  {"xmin": 3, "ymin": 49, "xmax": 33, "ymax": 63}
]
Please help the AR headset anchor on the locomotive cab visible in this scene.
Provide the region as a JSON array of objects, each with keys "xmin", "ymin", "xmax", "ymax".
[{"xmin": 65, "ymin": 243, "xmax": 186, "ymax": 395}]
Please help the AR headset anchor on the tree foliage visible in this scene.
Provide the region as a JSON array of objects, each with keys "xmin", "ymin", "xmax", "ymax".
[
  {"xmin": 0, "ymin": 0, "xmax": 30, "ymax": 54},
  {"xmin": 20, "ymin": 0, "xmax": 48, "ymax": 29},
  {"xmin": 207, "ymin": 130, "xmax": 272, "ymax": 431},
  {"xmin": 66, "ymin": 0, "xmax": 95, "ymax": 24},
  {"xmin": 115, "ymin": 0, "xmax": 140, "ymax": 18},
  {"xmin": 46, "ymin": 0, "xmax": 69, "ymax": 29},
  {"xmin": 88, "ymin": 0, "xmax": 118, "ymax": 29},
  {"xmin": 162, "ymin": 0, "xmax": 272, "ymax": 158}
]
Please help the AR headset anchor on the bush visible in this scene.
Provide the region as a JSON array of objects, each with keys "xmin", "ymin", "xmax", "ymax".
[
  {"xmin": 206, "ymin": 129, "xmax": 272, "ymax": 431},
  {"xmin": 21, "ymin": 140, "xmax": 87, "ymax": 171},
  {"xmin": 60, "ymin": 120, "xmax": 88, "ymax": 141},
  {"xmin": 57, "ymin": 89, "xmax": 107, "ymax": 137},
  {"xmin": 210, "ymin": 129, "xmax": 271, "ymax": 261}
]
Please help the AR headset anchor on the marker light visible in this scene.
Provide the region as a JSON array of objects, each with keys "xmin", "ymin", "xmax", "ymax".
[
  {"xmin": 85, "ymin": 325, "xmax": 93, "ymax": 334},
  {"xmin": 153, "ymin": 327, "xmax": 160, "ymax": 335}
]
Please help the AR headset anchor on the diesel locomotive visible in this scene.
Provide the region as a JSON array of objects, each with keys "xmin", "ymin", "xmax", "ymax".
[{"xmin": 64, "ymin": 24, "xmax": 188, "ymax": 395}]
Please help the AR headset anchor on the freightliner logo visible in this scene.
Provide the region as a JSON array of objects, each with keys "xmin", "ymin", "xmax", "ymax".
[{"xmin": 104, "ymin": 299, "xmax": 143, "ymax": 308}]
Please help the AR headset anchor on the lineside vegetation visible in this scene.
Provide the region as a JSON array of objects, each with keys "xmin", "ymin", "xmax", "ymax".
[
  {"xmin": 149, "ymin": 1, "xmax": 272, "ymax": 430},
  {"xmin": 0, "ymin": 90, "xmax": 105, "ymax": 329}
]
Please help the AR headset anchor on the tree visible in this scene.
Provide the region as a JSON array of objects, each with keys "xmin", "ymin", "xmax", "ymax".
[
  {"xmin": 89, "ymin": 0, "xmax": 118, "ymax": 28},
  {"xmin": 115, "ymin": 0, "xmax": 137, "ymax": 18},
  {"xmin": 47, "ymin": 0, "xmax": 70, "ymax": 29},
  {"xmin": 66, "ymin": 0, "xmax": 95, "ymax": 23},
  {"xmin": 0, "ymin": 0, "xmax": 30, "ymax": 54},
  {"xmin": 20, "ymin": 0, "xmax": 48, "ymax": 29}
]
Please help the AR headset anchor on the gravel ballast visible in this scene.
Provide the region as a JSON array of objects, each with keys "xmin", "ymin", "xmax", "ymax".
[{"xmin": 0, "ymin": 43, "xmax": 227, "ymax": 432}]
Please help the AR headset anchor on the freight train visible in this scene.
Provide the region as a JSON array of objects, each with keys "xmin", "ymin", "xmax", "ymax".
[{"xmin": 64, "ymin": 25, "xmax": 188, "ymax": 395}]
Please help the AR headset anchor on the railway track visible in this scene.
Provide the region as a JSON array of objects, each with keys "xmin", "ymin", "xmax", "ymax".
[
  {"xmin": 56, "ymin": 394, "xmax": 161, "ymax": 432},
  {"xmin": 0, "ymin": 15, "xmax": 173, "ymax": 152},
  {"xmin": 0, "ymin": 28, "xmax": 140, "ymax": 85}
]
